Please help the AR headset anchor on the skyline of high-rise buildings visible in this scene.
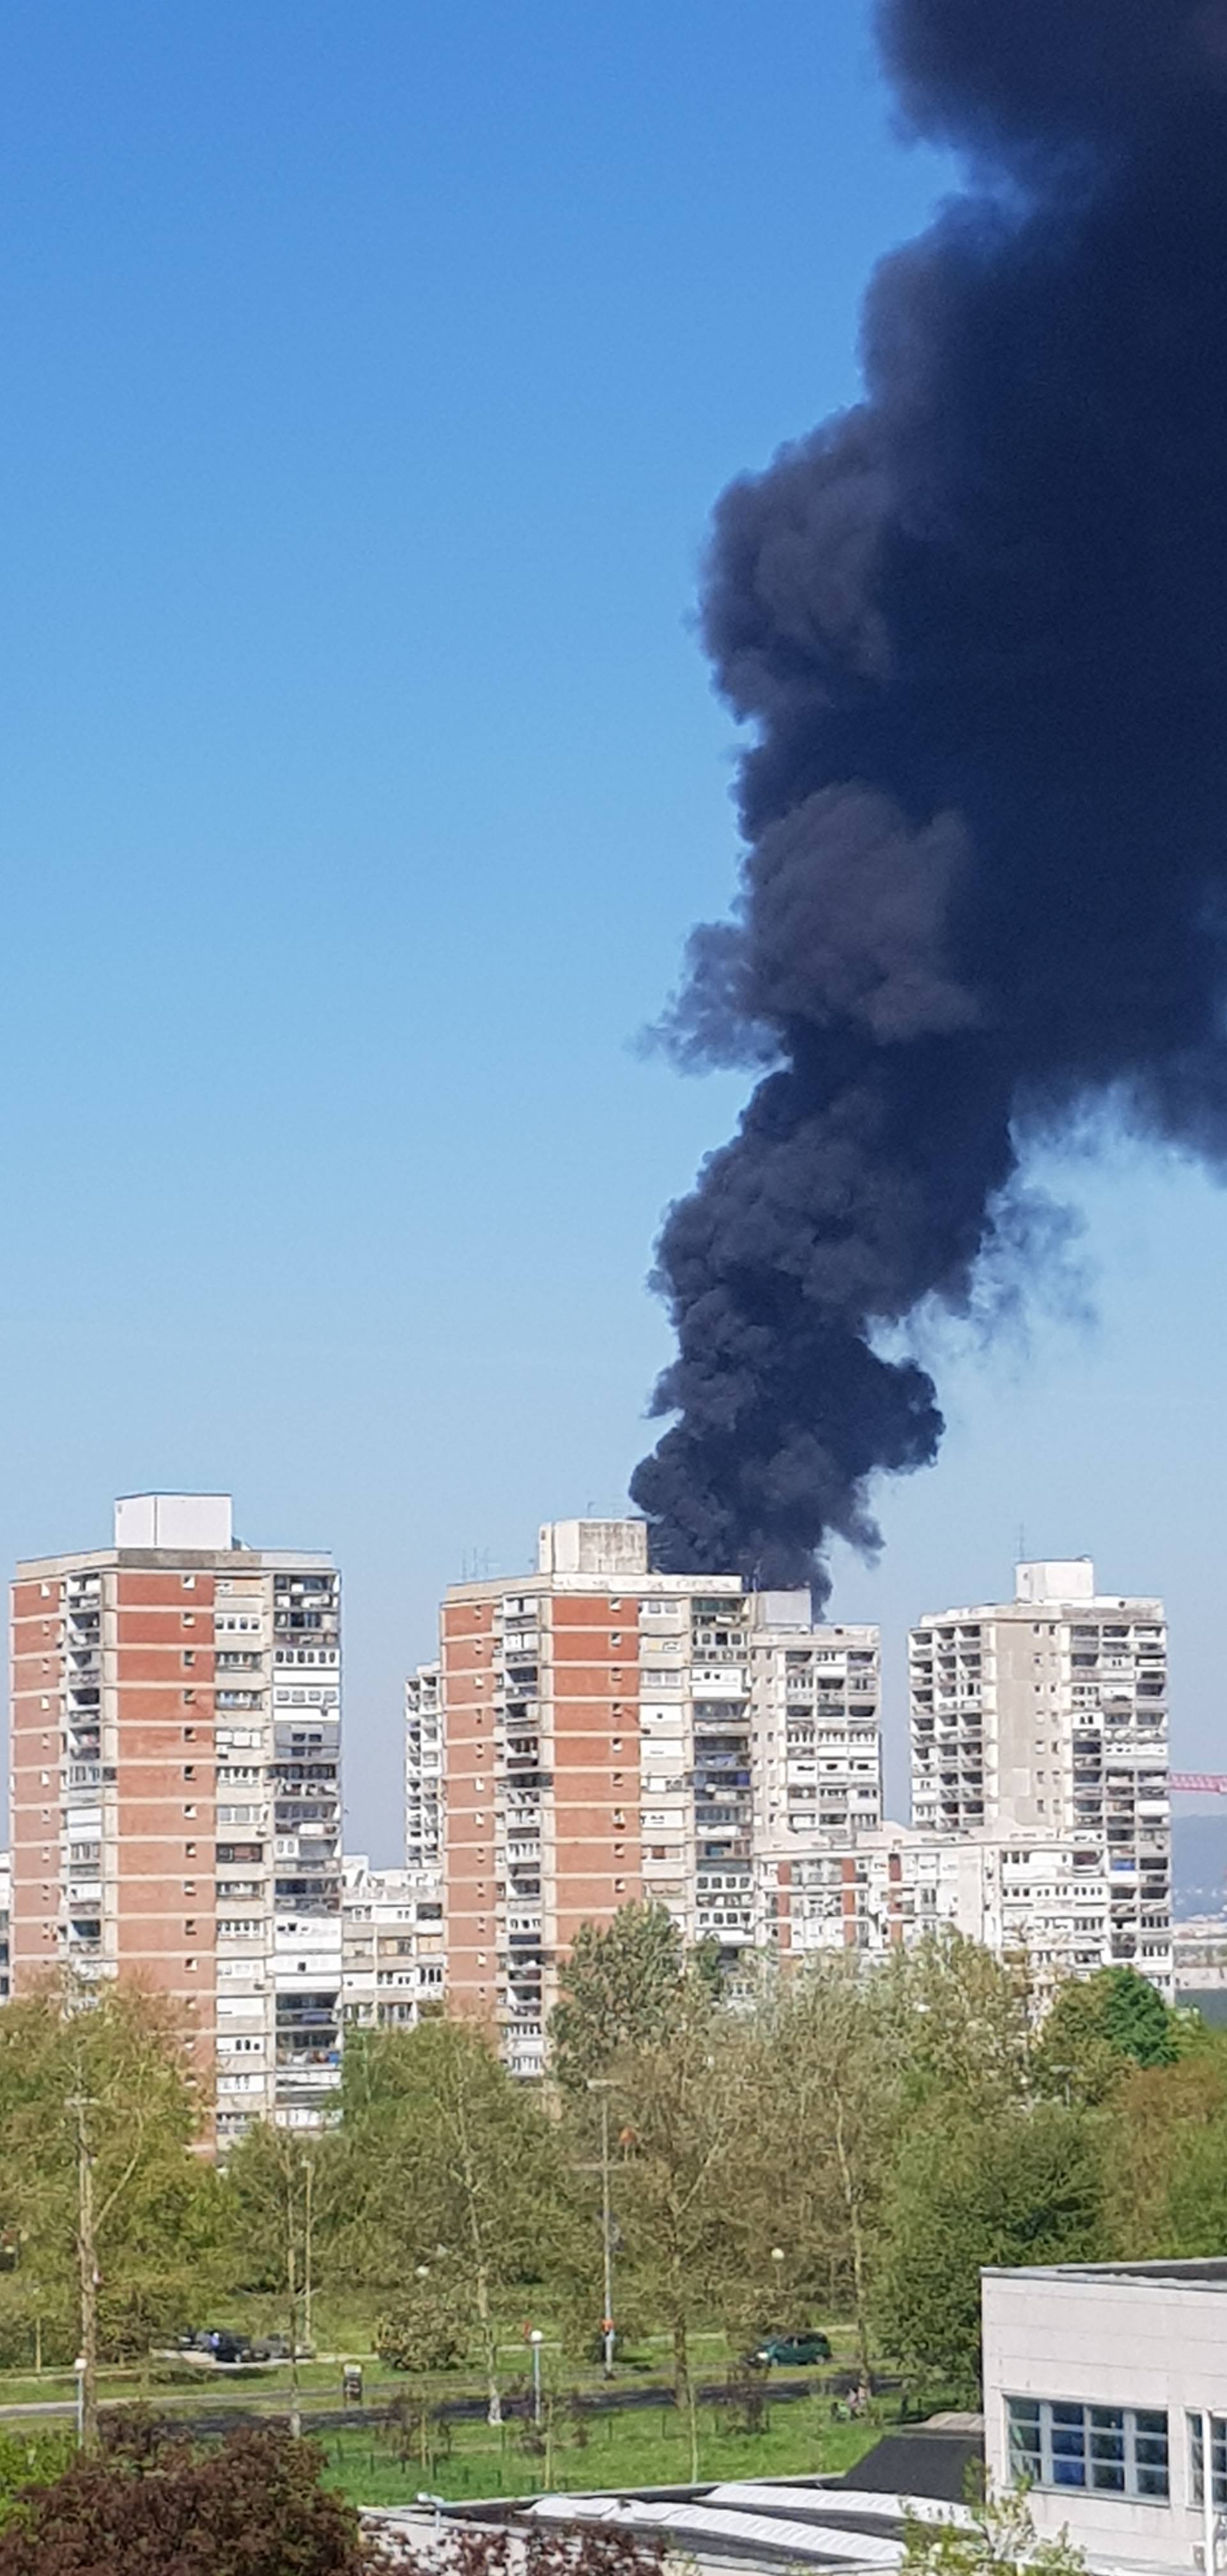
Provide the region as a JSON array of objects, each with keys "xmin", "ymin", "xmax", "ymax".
[{"xmin": 0, "ymin": 1492, "xmax": 1179, "ymax": 2119}]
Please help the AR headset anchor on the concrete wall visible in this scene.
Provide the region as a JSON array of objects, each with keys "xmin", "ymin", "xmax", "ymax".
[{"xmin": 984, "ymin": 2264, "xmax": 1227, "ymax": 2567}]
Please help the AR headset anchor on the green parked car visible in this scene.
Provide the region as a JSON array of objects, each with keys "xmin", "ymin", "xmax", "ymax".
[{"xmin": 752, "ymin": 2331, "xmax": 832, "ymax": 2367}]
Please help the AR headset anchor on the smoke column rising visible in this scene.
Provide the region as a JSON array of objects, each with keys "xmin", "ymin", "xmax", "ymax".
[{"xmin": 631, "ymin": 0, "xmax": 1227, "ymax": 1597}]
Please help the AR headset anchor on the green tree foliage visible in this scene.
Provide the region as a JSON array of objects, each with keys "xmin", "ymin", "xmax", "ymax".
[
  {"xmin": 1035, "ymin": 1967, "xmax": 1183, "ymax": 2104},
  {"xmin": 903, "ymin": 2487, "xmax": 1088, "ymax": 2576},
  {"xmin": 0, "ymin": 2416, "xmax": 379, "ymax": 2576},
  {"xmin": 0, "ymin": 1979, "xmax": 213, "ymax": 2403},
  {"xmin": 594, "ymin": 1978, "xmax": 753, "ymax": 2405},
  {"xmin": 336, "ymin": 2020, "xmax": 575, "ymax": 2421},
  {"xmin": 374, "ymin": 2267, "xmax": 470, "ymax": 2372},
  {"xmin": 886, "ymin": 1929, "xmax": 1033, "ymax": 2114},
  {"xmin": 0, "ymin": 2433, "xmax": 74, "ymax": 2533},
  {"xmin": 725, "ymin": 1958, "xmax": 902, "ymax": 2373},
  {"xmin": 550, "ymin": 1903, "xmax": 688, "ymax": 2090},
  {"xmin": 1096, "ymin": 2043, "xmax": 1227, "ymax": 2256},
  {"xmin": 876, "ymin": 2101, "xmax": 1103, "ymax": 2392}
]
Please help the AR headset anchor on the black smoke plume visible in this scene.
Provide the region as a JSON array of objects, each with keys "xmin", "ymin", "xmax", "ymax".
[{"xmin": 631, "ymin": 0, "xmax": 1227, "ymax": 1597}]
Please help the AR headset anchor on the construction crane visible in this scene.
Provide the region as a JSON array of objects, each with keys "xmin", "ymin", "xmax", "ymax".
[{"xmin": 1169, "ymin": 1774, "xmax": 1227, "ymax": 1793}]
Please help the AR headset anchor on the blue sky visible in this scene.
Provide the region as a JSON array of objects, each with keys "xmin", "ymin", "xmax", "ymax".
[{"xmin": 1, "ymin": 2, "xmax": 1223, "ymax": 1858}]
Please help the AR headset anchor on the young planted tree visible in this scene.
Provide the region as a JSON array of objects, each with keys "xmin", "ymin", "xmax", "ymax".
[
  {"xmin": 222, "ymin": 2121, "xmax": 346, "ymax": 2424},
  {"xmin": 600, "ymin": 1980, "xmax": 755, "ymax": 2408},
  {"xmin": 0, "ymin": 1979, "xmax": 207, "ymax": 2441}
]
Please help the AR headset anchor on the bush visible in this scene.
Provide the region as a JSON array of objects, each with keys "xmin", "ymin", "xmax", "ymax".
[
  {"xmin": 374, "ymin": 2273, "xmax": 469, "ymax": 2373},
  {"xmin": 0, "ymin": 2414, "xmax": 379, "ymax": 2576}
]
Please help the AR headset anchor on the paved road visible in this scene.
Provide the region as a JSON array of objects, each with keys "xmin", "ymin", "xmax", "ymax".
[{"xmin": 0, "ymin": 2371, "xmax": 889, "ymax": 2436}]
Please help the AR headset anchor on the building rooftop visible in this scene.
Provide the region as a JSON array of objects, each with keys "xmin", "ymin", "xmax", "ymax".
[{"xmin": 985, "ymin": 2257, "xmax": 1227, "ymax": 2289}]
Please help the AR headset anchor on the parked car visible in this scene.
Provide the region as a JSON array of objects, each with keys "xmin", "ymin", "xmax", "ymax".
[
  {"xmin": 751, "ymin": 2331, "xmax": 832, "ymax": 2368},
  {"xmin": 184, "ymin": 2329, "xmax": 254, "ymax": 2366}
]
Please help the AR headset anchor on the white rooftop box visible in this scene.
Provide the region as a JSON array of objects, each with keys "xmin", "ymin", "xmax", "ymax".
[
  {"xmin": 538, "ymin": 1519, "xmax": 649, "ymax": 1578},
  {"xmin": 115, "ymin": 1494, "xmax": 233, "ymax": 1552},
  {"xmin": 1015, "ymin": 1557, "xmax": 1095, "ymax": 1606}
]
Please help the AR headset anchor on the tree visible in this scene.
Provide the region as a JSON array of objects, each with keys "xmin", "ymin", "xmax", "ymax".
[
  {"xmin": 1096, "ymin": 2044, "xmax": 1227, "ymax": 2256},
  {"xmin": 0, "ymin": 1979, "xmax": 209, "ymax": 2440},
  {"xmin": 596, "ymin": 1982, "xmax": 753, "ymax": 2407},
  {"xmin": 875, "ymin": 2101, "xmax": 1102, "ymax": 2392},
  {"xmin": 902, "ymin": 2487, "xmax": 1088, "ymax": 2576},
  {"xmin": 727, "ymin": 1957, "xmax": 902, "ymax": 2377},
  {"xmin": 1035, "ymin": 1968, "xmax": 1182, "ymax": 2106},
  {"xmin": 886, "ymin": 1931, "xmax": 1033, "ymax": 2116},
  {"xmin": 550, "ymin": 1904, "xmax": 688, "ymax": 2091},
  {"xmin": 336, "ymin": 2020, "xmax": 575, "ymax": 2423},
  {"xmin": 222, "ymin": 2122, "xmax": 347, "ymax": 2426},
  {"xmin": 0, "ymin": 2416, "xmax": 380, "ymax": 2576}
]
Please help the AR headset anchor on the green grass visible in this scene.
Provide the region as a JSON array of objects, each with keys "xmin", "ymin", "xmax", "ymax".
[{"xmin": 319, "ymin": 2398, "xmax": 887, "ymax": 2509}]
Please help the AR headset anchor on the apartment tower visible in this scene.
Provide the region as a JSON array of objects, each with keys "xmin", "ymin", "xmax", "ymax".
[
  {"xmin": 10, "ymin": 1495, "xmax": 344, "ymax": 2140},
  {"xmin": 438, "ymin": 1517, "xmax": 880, "ymax": 2073},
  {"xmin": 909, "ymin": 1558, "xmax": 1171, "ymax": 1992}
]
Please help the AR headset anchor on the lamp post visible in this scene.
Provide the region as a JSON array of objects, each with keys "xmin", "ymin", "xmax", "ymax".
[
  {"xmin": 771, "ymin": 2243, "xmax": 785, "ymax": 2321},
  {"xmin": 73, "ymin": 2357, "xmax": 87, "ymax": 2451},
  {"xmin": 529, "ymin": 2327, "xmax": 544, "ymax": 2426}
]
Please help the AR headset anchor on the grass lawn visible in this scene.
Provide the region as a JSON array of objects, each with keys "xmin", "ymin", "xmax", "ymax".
[{"xmin": 320, "ymin": 2396, "xmax": 887, "ymax": 2508}]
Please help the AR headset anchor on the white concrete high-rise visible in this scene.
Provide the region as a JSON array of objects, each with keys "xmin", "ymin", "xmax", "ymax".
[{"xmin": 909, "ymin": 1560, "xmax": 1171, "ymax": 1992}]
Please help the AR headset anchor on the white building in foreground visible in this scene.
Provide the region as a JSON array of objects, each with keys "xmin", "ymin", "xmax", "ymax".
[{"xmin": 985, "ymin": 2258, "xmax": 1227, "ymax": 2571}]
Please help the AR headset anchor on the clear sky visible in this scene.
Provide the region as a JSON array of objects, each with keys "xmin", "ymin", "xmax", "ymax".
[{"xmin": 1, "ymin": 2, "xmax": 1223, "ymax": 1859}]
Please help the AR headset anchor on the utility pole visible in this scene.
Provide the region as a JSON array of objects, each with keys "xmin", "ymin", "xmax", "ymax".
[
  {"xmin": 66, "ymin": 2090, "xmax": 98, "ymax": 2450},
  {"xmin": 285, "ymin": 2145, "xmax": 302, "ymax": 2439},
  {"xmin": 587, "ymin": 2079, "xmax": 617, "ymax": 2378},
  {"xmin": 303, "ymin": 2151, "xmax": 314, "ymax": 2357}
]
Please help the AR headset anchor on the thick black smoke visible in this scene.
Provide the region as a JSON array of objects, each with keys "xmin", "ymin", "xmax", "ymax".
[{"xmin": 631, "ymin": 0, "xmax": 1227, "ymax": 1596}]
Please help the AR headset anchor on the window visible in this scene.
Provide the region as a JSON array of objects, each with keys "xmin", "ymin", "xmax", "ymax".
[
  {"xmin": 1008, "ymin": 2399, "xmax": 1168, "ymax": 2499},
  {"xmin": 1191, "ymin": 2414, "xmax": 1227, "ymax": 2506}
]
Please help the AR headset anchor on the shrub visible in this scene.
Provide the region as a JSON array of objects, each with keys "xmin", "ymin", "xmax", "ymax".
[{"xmin": 374, "ymin": 2273, "xmax": 469, "ymax": 2373}]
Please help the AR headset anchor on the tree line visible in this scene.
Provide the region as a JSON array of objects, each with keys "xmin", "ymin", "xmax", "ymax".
[{"xmin": 0, "ymin": 1906, "xmax": 1219, "ymax": 2418}]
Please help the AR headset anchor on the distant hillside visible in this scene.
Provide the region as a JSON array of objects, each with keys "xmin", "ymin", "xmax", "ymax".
[{"xmin": 1173, "ymin": 1813, "xmax": 1227, "ymax": 1919}]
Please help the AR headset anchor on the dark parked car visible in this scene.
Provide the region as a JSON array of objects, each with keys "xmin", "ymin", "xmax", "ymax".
[
  {"xmin": 185, "ymin": 2329, "xmax": 254, "ymax": 2366},
  {"xmin": 752, "ymin": 2332, "xmax": 832, "ymax": 2368}
]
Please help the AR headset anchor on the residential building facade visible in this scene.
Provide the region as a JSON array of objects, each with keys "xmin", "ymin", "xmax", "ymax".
[
  {"xmin": 341, "ymin": 1854, "xmax": 445, "ymax": 2029},
  {"xmin": 758, "ymin": 1820, "xmax": 1113, "ymax": 2010},
  {"xmin": 909, "ymin": 1560, "xmax": 1171, "ymax": 1995},
  {"xmin": 405, "ymin": 1661, "xmax": 443, "ymax": 1873},
  {"xmin": 437, "ymin": 1518, "xmax": 881, "ymax": 2073},
  {"xmin": 10, "ymin": 1495, "xmax": 343, "ymax": 2141}
]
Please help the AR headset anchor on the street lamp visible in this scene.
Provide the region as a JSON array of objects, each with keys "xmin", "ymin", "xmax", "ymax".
[
  {"xmin": 529, "ymin": 2327, "xmax": 544, "ymax": 2426},
  {"xmin": 73, "ymin": 2357, "xmax": 87, "ymax": 2451},
  {"xmin": 771, "ymin": 2244, "xmax": 785, "ymax": 2324}
]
